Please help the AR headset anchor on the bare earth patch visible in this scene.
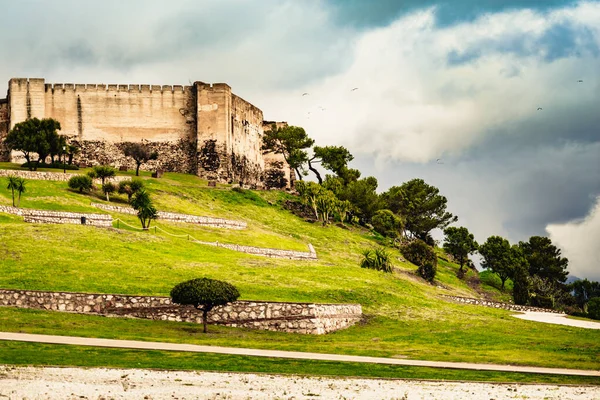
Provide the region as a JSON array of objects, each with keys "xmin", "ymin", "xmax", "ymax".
[{"xmin": 0, "ymin": 366, "xmax": 598, "ymax": 399}]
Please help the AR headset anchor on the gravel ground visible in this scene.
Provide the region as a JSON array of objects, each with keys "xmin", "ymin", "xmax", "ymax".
[
  {"xmin": 0, "ymin": 366, "xmax": 598, "ymax": 399},
  {"xmin": 513, "ymin": 312, "xmax": 600, "ymax": 329}
]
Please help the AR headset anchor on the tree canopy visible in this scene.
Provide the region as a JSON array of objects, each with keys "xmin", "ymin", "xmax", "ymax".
[
  {"xmin": 170, "ymin": 278, "xmax": 240, "ymax": 333},
  {"xmin": 382, "ymin": 179, "xmax": 457, "ymax": 240},
  {"xmin": 4, "ymin": 118, "xmax": 62, "ymax": 170},
  {"xmin": 519, "ymin": 236, "xmax": 569, "ymax": 284},
  {"xmin": 479, "ymin": 236, "xmax": 516, "ymax": 290},
  {"xmin": 307, "ymin": 145, "xmax": 353, "ymax": 184},
  {"xmin": 262, "ymin": 124, "xmax": 314, "ymax": 181},
  {"xmin": 443, "ymin": 226, "xmax": 478, "ymax": 272},
  {"xmin": 123, "ymin": 143, "xmax": 159, "ymax": 176}
]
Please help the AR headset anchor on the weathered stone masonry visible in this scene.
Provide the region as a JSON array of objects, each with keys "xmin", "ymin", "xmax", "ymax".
[
  {"xmin": 0, "ymin": 205, "xmax": 112, "ymax": 227},
  {"xmin": 443, "ymin": 295, "xmax": 563, "ymax": 314},
  {"xmin": 0, "ymin": 289, "xmax": 362, "ymax": 335},
  {"xmin": 0, "ymin": 78, "xmax": 289, "ymax": 187}
]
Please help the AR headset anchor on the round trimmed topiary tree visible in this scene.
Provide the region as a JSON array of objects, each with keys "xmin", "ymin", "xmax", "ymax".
[{"xmin": 170, "ymin": 278, "xmax": 240, "ymax": 333}]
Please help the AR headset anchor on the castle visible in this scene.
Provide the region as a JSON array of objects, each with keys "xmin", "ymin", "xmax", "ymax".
[{"xmin": 0, "ymin": 78, "xmax": 291, "ymax": 188}]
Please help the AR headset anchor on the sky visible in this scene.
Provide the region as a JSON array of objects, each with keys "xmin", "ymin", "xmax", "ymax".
[{"xmin": 0, "ymin": 0, "xmax": 598, "ymax": 280}]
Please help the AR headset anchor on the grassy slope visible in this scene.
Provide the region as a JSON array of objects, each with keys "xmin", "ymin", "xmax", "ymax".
[{"xmin": 0, "ymin": 165, "xmax": 598, "ymax": 382}]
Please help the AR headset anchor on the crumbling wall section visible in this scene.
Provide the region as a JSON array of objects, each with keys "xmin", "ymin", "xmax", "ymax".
[{"xmin": 0, "ymin": 99, "xmax": 9, "ymax": 161}]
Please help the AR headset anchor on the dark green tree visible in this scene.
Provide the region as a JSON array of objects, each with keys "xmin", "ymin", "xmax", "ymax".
[
  {"xmin": 4, "ymin": 118, "xmax": 62, "ymax": 170},
  {"xmin": 337, "ymin": 176, "xmax": 382, "ymax": 223},
  {"xmin": 512, "ymin": 253, "xmax": 531, "ymax": 305},
  {"xmin": 170, "ymin": 278, "xmax": 240, "ymax": 333},
  {"xmin": 262, "ymin": 124, "xmax": 314, "ymax": 181},
  {"xmin": 479, "ymin": 236, "xmax": 514, "ymax": 290},
  {"xmin": 401, "ymin": 239, "xmax": 438, "ymax": 282},
  {"xmin": 519, "ymin": 236, "xmax": 569, "ymax": 285},
  {"xmin": 569, "ymin": 279, "xmax": 600, "ymax": 312},
  {"xmin": 102, "ymin": 182, "xmax": 116, "ymax": 202},
  {"xmin": 588, "ymin": 297, "xmax": 600, "ymax": 320},
  {"xmin": 443, "ymin": 226, "xmax": 479, "ymax": 273},
  {"xmin": 382, "ymin": 179, "xmax": 457, "ymax": 240},
  {"xmin": 123, "ymin": 143, "xmax": 159, "ymax": 176},
  {"xmin": 131, "ymin": 189, "xmax": 158, "ymax": 229},
  {"xmin": 371, "ymin": 209, "xmax": 404, "ymax": 239},
  {"xmin": 307, "ymin": 146, "xmax": 353, "ymax": 184}
]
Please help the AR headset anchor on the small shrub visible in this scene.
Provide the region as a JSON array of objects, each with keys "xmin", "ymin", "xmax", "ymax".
[
  {"xmin": 118, "ymin": 179, "xmax": 145, "ymax": 203},
  {"xmin": 264, "ymin": 168, "xmax": 287, "ymax": 189},
  {"xmin": 68, "ymin": 175, "xmax": 93, "ymax": 193},
  {"xmin": 401, "ymin": 239, "xmax": 437, "ymax": 282},
  {"xmin": 170, "ymin": 278, "xmax": 240, "ymax": 333},
  {"xmin": 360, "ymin": 248, "xmax": 393, "ymax": 273},
  {"xmin": 587, "ymin": 297, "xmax": 600, "ymax": 320},
  {"xmin": 418, "ymin": 261, "xmax": 437, "ymax": 282}
]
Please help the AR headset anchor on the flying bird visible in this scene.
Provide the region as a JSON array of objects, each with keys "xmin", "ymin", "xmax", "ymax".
[
  {"xmin": 537, "ymin": 107, "xmax": 543, "ymax": 111},
  {"xmin": 351, "ymin": 87, "xmax": 359, "ymax": 91},
  {"xmin": 436, "ymin": 158, "xmax": 444, "ymax": 165},
  {"xmin": 302, "ymin": 93, "xmax": 309, "ymax": 96},
  {"xmin": 578, "ymin": 79, "xmax": 583, "ymax": 83}
]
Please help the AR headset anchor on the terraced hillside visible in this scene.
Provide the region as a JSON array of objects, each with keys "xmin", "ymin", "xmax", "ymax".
[{"xmin": 0, "ymin": 163, "xmax": 598, "ymax": 384}]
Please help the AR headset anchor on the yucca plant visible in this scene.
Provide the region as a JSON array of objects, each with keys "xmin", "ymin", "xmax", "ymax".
[{"xmin": 360, "ymin": 247, "xmax": 393, "ymax": 273}]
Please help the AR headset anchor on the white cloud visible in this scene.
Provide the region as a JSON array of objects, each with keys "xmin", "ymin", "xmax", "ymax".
[
  {"xmin": 547, "ymin": 198, "xmax": 600, "ymax": 281},
  {"xmin": 260, "ymin": 3, "xmax": 600, "ymax": 163}
]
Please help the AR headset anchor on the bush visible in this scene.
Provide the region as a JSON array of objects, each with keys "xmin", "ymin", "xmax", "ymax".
[
  {"xmin": 170, "ymin": 278, "xmax": 240, "ymax": 333},
  {"xmin": 588, "ymin": 297, "xmax": 600, "ymax": 320},
  {"xmin": 264, "ymin": 168, "xmax": 287, "ymax": 189},
  {"xmin": 371, "ymin": 209, "xmax": 403, "ymax": 239},
  {"xmin": 68, "ymin": 175, "xmax": 93, "ymax": 193},
  {"xmin": 118, "ymin": 179, "xmax": 145, "ymax": 202},
  {"xmin": 360, "ymin": 248, "xmax": 393, "ymax": 273},
  {"xmin": 418, "ymin": 261, "xmax": 437, "ymax": 282},
  {"xmin": 401, "ymin": 239, "xmax": 438, "ymax": 282},
  {"xmin": 21, "ymin": 162, "xmax": 79, "ymax": 170}
]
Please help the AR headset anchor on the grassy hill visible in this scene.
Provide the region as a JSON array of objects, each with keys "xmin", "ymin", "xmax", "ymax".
[{"xmin": 0, "ymin": 164, "xmax": 598, "ymax": 384}]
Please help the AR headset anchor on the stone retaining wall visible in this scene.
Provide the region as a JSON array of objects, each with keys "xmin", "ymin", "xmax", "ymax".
[
  {"xmin": 91, "ymin": 203, "xmax": 247, "ymax": 229},
  {"xmin": 0, "ymin": 205, "xmax": 112, "ymax": 227},
  {"xmin": 195, "ymin": 240, "xmax": 317, "ymax": 260},
  {"xmin": 442, "ymin": 295, "xmax": 563, "ymax": 314},
  {"xmin": 0, "ymin": 289, "xmax": 362, "ymax": 335},
  {"xmin": 0, "ymin": 169, "xmax": 129, "ymax": 184}
]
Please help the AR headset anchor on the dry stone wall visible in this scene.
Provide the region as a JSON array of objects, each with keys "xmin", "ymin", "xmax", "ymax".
[
  {"xmin": 0, "ymin": 205, "xmax": 112, "ymax": 226},
  {"xmin": 0, "ymin": 169, "xmax": 129, "ymax": 184},
  {"xmin": 195, "ymin": 241, "xmax": 318, "ymax": 260},
  {"xmin": 0, "ymin": 289, "xmax": 362, "ymax": 335},
  {"xmin": 443, "ymin": 295, "xmax": 563, "ymax": 314},
  {"xmin": 91, "ymin": 203, "xmax": 246, "ymax": 229}
]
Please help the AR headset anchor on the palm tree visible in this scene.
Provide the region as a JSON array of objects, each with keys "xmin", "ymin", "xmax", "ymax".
[
  {"xmin": 130, "ymin": 189, "xmax": 158, "ymax": 229},
  {"xmin": 6, "ymin": 176, "xmax": 19, "ymax": 206},
  {"xmin": 15, "ymin": 178, "xmax": 26, "ymax": 207}
]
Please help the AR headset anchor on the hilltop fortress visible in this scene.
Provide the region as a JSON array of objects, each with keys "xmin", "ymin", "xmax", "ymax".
[{"xmin": 0, "ymin": 78, "xmax": 291, "ymax": 187}]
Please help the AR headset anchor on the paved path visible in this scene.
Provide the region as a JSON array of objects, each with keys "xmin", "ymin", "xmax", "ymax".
[
  {"xmin": 1, "ymin": 332, "xmax": 599, "ymax": 377},
  {"xmin": 513, "ymin": 311, "xmax": 600, "ymax": 330}
]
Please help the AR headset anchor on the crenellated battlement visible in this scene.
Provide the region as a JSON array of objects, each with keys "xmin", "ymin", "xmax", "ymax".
[
  {"xmin": 3, "ymin": 76, "xmax": 289, "ymax": 188},
  {"xmin": 44, "ymin": 82, "xmax": 192, "ymax": 93}
]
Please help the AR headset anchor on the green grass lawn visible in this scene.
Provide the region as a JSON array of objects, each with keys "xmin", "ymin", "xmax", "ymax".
[{"xmin": 0, "ymin": 164, "xmax": 599, "ymax": 382}]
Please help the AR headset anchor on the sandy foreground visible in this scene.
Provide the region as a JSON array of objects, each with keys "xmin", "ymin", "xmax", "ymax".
[{"xmin": 0, "ymin": 366, "xmax": 598, "ymax": 400}]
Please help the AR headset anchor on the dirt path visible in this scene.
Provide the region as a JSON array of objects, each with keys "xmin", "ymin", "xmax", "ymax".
[
  {"xmin": 513, "ymin": 312, "xmax": 600, "ymax": 330},
  {"xmin": 1, "ymin": 331, "xmax": 599, "ymax": 377},
  {"xmin": 1, "ymin": 366, "xmax": 598, "ymax": 400}
]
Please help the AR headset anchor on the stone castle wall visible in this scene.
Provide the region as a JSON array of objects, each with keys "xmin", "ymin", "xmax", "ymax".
[
  {"xmin": 0, "ymin": 205, "xmax": 112, "ymax": 227},
  {"xmin": 1, "ymin": 78, "xmax": 283, "ymax": 187},
  {"xmin": 0, "ymin": 288, "xmax": 362, "ymax": 335},
  {"xmin": 0, "ymin": 100, "xmax": 8, "ymax": 160}
]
